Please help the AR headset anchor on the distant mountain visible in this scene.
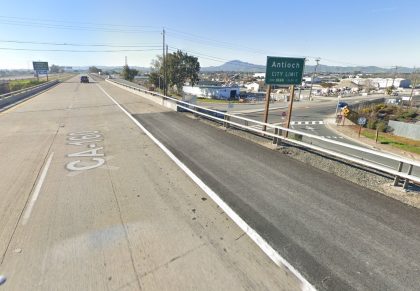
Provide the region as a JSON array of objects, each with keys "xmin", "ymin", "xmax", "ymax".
[
  {"xmin": 70, "ymin": 66, "xmax": 151, "ymax": 72},
  {"xmin": 201, "ymin": 60, "xmax": 265, "ymax": 72},
  {"xmin": 201, "ymin": 60, "xmax": 413, "ymax": 74}
]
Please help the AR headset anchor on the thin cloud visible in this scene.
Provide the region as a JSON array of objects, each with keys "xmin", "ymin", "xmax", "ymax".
[{"xmin": 371, "ymin": 7, "xmax": 398, "ymax": 13}]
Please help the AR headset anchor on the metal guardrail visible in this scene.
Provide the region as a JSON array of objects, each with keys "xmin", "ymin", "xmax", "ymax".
[
  {"xmin": 107, "ymin": 79, "xmax": 420, "ymax": 187},
  {"xmin": 0, "ymin": 80, "xmax": 59, "ymax": 99}
]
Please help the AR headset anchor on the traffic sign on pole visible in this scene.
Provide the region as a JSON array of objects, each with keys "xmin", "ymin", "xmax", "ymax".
[
  {"xmin": 32, "ymin": 62, "xmax": 49, "ymax": 73},
  {"xmin": 265, "ymin": 56, "xmax": 305, "ymax": 85},
  {"xmin": 357, "ymin": 117, "xmax": 367, "ymax": 125},
  {"xmin": 263, "ymin": 56, "xmax": 305, "ymax": 134}
]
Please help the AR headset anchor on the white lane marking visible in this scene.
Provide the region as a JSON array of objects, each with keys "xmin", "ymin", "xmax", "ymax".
[
  {"xmin": 97, "ymin": 84, "xmax": 316, "ymax": 291},
  {"xmin": 290, "ymin": 121, "xmax": 324, "ymax": 125},
  {"xmin": 22, "ymin": 152, "xmax": 54, "ymax": 225}
]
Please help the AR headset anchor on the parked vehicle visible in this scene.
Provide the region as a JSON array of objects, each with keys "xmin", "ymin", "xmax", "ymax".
[{"xmin": 338, "ymin": 101, "xmax": 348, "ymax": 108}]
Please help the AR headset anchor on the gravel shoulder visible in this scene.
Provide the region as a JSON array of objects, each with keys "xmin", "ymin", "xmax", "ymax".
[{"xmin": 188, "ymin": 113, "xmax": 420, "ymax": 209}]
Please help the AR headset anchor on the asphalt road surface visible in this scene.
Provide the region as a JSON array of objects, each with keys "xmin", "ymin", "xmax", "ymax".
[
  {"xmin": 0, "ymin": 76, "xmax": 301, "ymax": 290},
  {"xmin": 100, "ymin": 79, "xmax": 420, "ymax": 290}
]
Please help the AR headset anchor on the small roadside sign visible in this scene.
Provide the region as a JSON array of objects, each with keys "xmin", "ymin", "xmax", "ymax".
[
  {"xmin": 342, "ymin": 107, "xmax": 350, "ymax": 117},
  {"xmin": 33, "ymin": 61, "xmax": 49, "ymax": 72},
  {"xmin": 357, "ymin": 117, "xmax": 367, "ymax": 125},
  {"xmin": 281, "ymin": 111, "xmax": 286, "ymax": 117},
  {"xmin": 265, "ymin": 56, "xmax": 305, "ymax": 85}
]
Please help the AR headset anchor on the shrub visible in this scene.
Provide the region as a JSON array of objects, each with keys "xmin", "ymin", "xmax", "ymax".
[
  {"xmin": 367, "ymin": 119, "xmax": 377, "ymax": 129},
  {"xmin": 376, "ymin": 121, "xmax": 388, "ymax": 132}
]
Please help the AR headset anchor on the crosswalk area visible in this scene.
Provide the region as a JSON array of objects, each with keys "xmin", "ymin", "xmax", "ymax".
[{"xmin": 245, "ymin": 120, "xmax": 345, "ymax": 140}]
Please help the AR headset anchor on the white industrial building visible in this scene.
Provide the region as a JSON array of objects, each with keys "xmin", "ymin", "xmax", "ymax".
[
  {"xmin": 244, "ymin": 82, "xmax": 260, "ymax": 92},
  {"xmin": 253, "ymin": 73, "xmax": 265, "ymax": 79},
  {"xmin": 183, "ymin": 85, "xmax": 240, "ymax": 99},
  {"xmin": 351, "ymin": 77, "xmax": 411, "ymax": 88},
  {"xmin": 302, "ymin": 76, "xmax": 321, "ymax": 84}
]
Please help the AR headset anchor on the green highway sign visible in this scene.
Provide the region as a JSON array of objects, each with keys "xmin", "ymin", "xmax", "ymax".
[
  {"xmin": 32, "ymin": 61, "xmax": 49, "ymax": 73},
  {"xmin": 265, "ymin": 56, "xmax": 305, "ymax": 85}
]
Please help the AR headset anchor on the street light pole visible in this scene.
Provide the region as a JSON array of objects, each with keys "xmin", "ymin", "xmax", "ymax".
[
  {"xmin": 309, "ymin": 58, "xmax": 320, "ymax": 101},
  {"xmin": 335, "ymin": 96, "xmax": 341, "ymax": 124}
]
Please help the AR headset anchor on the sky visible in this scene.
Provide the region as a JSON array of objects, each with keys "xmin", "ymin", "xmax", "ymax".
[{"xmin": 0, "ymin": 0, "xmax": 419, "ymax": 69}]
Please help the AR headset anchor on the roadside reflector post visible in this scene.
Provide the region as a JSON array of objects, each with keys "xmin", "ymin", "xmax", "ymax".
[
  {"xmin": 284, "ymin": 85, "xmax": 295, "ymax": 138},
  {"xmin": 262, "ymin": 85, "xmax": 272, "ymax": 131},
  {"xmin": 403, "ymin": 164, "xmax": 414, "ymax": 189},
  {"xmin": 375, "ymin": 128, "xmax": 379, "ymax": 143},
  {"xmin": 358, "ymin": 125, "xmax": 362, "ymax": 137},
  {"xmin": 393, "ymin": 161, "xmax": 404, "ymax": 186}
]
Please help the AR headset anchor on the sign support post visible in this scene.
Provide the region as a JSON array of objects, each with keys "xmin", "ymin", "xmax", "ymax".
[
  {"xmin": 264, "ymin": 56, "xmax": 305, "ymax": 135},
  {"xmin": 284, "ymin": 85, "xmax": 295, "ymax": 138},
  {"xmin": 262, "ymin": 85, "xmax": 272, "ymax": 131}
]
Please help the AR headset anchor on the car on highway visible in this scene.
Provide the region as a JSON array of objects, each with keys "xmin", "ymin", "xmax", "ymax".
[
  {"xmin": 338, "ymin": 101, "xmax": 348, "ymax": 108},
  {"xmin": 80, "ymin": 76, "xmax": 89, "ymax": 83}
]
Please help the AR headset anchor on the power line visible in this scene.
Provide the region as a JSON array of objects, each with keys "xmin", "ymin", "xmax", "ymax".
[
  {"xmin": 0, "ymin": 47, "xmax": 161, "ymax": 53},
  {"xmin": 0, "ymin": 40, "xmax": 161, "ymax": 48},
  {"xmin": 0, "ymin": 19, "xmax": 160, "ymax": 34},
  {"xmin": 0, "ymin": 15, "xmax": 160, "ymax": 29},
  {"xmin": 0, "ymin": 15, "xmax": 410, "ymax": 68}
]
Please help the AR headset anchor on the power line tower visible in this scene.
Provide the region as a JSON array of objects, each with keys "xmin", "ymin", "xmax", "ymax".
[{"xmin": 308, "ymin": 58, "xmax": 320, "ymax": 101}]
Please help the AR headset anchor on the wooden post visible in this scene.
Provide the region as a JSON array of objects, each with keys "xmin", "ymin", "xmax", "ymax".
[
  {"xmin": 262, "ymin": 85, "xmax": 272, "ymax": 131},
  {"xmin": 375, "ymin": 128, "xmax": 379, "ymax": 143},
  {"xmin": 358, "ymin": 125, "xmax": 362, "ymax": 137},
  {"xmin": 284, "ymin": 85, "xmax": 295, "ymax": 138}
]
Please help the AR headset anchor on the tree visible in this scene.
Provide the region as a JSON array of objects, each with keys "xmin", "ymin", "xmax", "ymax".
[
  {"xmin": 121, "ymin": 65, "xmax": 138, "ymax": 82},
  {"xmin": 89, "ymin": 66, "xmax": 102, "ymax": 74},
  {"xmin": 364, "ymin": 79, "xmax": 375, "ymax": 93},
  {"xmin": 49, "ymin": 64, "xmax": 63, "ymax": 73},
  {"xmin": 149, "ymin": 56, "xmax": 163, "ymax": 89},
  {"xmin": 150, "ymin": 50, "xmax": 200, "ymax": 94}
]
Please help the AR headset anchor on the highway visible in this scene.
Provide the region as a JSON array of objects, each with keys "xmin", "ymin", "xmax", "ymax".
[
  {"xmin": 0, "ymin": 76, "xmax": 300, "ymax": 290},
  {"xmin": 1, "ymin": 76, "xmax": 419, "ymax": 290},
  {"xmin": 101, "ymin": 79, "xmax": 420, "ymax": 290}
]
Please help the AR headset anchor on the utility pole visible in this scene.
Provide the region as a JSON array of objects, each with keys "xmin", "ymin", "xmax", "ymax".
[
  {"xmin": 410, "ymin": 67, "xmax": 417, "ymax": 108},
  {"xmin": 162, "ymin": 28, "xmax": 166, "ymax": 95},
  {"xmin": 308, "ymin": 58, "xmax": 320, "ymax": 101},
  {"xmin": 166, "ymin": 44, "xmax": 169, "ymax": 95},
  {"xmin": 391, "ymin": 66, "xmax": 398, "ymax": 89}
]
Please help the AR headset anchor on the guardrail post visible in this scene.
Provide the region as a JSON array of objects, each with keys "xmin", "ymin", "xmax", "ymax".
[
  {"xmin": 402, "ymin": 164, "xmax": 414, "ymax": 189},
  {"xmin": 272, "ymin": 128, "xmax": 283, "ymax": 146},
  {"xmin": 393, "ymin": 162, "xmax": 404, "ymax": 186},
  {"xmin": 224, "ymin": 115, "xmax": 230, "ymax": 128},
  {"xmin": 273, "ymin": 128, "xmax": 278, "ymax": 144}
]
